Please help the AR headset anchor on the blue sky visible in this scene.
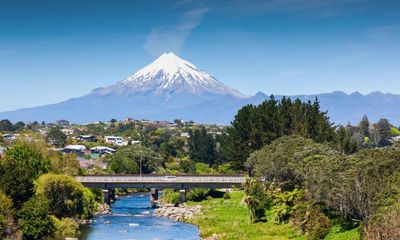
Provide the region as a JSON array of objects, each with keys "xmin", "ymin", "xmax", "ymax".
[{"xmin": 0, "ymin": 0, "xmax": 399, "ymax": 111}]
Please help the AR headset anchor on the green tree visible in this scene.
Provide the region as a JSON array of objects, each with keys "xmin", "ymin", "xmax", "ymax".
[
  {"xmin": 375, "ymin": 118, "xmax": 392, "ymax": 147},
  {"xmin": 243, "ymin": 178, "xmax": 271, "ymax": 223},
  {"xmin": 46, "ymin": 127, "xmax": 67, "ymax": 147},
  {"xmin": 359, "ymin": 115, "xmax": 370, "ymax": 138},
  {"xmin": 52, "ymin": 217, "xmax": 80, "ymax": 239},
  {"xmin": 35, "ymin": 173, "xmax": 95, "ymax": 219},
  {"xmin": 0, "ymin": 143, "xmax": 50, "ymax": 207},
  {"xmin": 50, "ymin": 153, "xmax": 81, "ymax": 176},
  {"xmin": 335, "ymin": 126, "xmax": 358, "ymax": 154},
  {"xmin": 14, "ymin": 121, "xmax": 25, "ymax": 131},
  {"xmin": 18, "ymin": 196, "xmax": 54, "ymax": 240},
  {"xmin": 0, "ymin": 191, "xmax": 14, "ymax": 239},
  {"xmin": 224, "ymin": 96, "xmax": 335, "ymax": 171},
  {"xmin": 56, "ymin": 119, "xmax": 70, "ymax": 126},
  {"xmin": 0, "ymin": 119, "xmax": 14, "ymax": 132},
  {"xmin": 107, "ymin": 144, "xmax": 162, "ymax": 174},
  {"xmin": 188, "ymin": 127, "xmax": 217, "ymax": 166},
  {"xmin": 179, "ymin": 158, "xmax": 196, "ymax": 174}
]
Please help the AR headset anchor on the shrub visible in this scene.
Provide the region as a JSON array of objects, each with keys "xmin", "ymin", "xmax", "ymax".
[
  {"xmin": 18, "ymin": 196, "xmax": 54, "ymax": 240},
  {"xmin": 305, "ymin": 207, "xmax": 332, "ymax": 240},
  {"xmin": 271, "ymin": 188, "xmax": 304, "ymax": 224},
  {"xmin": 187, "ymin": 189, "xmax": 209, "ymax": 202},
  {"xmin": 363, "ymin": 201, "xmax": 400, "ymax": 240},
  {"xmin": 0, "ymin": 191, "xmax": 14, "ymax": 238},
  {"xmin": 35, "ymin": 173, "xmax": 96, "ymax": 219},
  {"xmin": 223, "ymin": 192, "xmax": 231, "ymax": 200},
  {"xmin": 52, "ymin": 217, "xmax": 80, "ymax": 239},
  {"xmin": 162, "ymin": 189, "xmax": 181, "ymax": 205},
  {"xmin": 243, "ymin": 178, "xmax": 271, "ymax": 223},
  {"xmin": 0, "ymin": 143, "xmax": 50, "ymax": 207}
]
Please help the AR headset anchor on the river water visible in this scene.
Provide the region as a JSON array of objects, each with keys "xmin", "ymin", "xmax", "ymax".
[{"xmin": 80, "ymin": 193, "xmax": 200, "ymax": 240}]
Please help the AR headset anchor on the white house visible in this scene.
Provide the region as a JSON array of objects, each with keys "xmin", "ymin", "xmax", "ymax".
[
  {"xmin": 180, "ymin": 132, "xmax": 190, "ymax": 138},
  {"xmin": 90, "ymin": 146, "xmax": 116, "ymax": 155},
  {"xmin": 392, "ymin": 136, "xmax": 400, "ymax": 141},
  {"xmin": 2, "ymin": 134, "xmax": 18, "ymax": 141},
  {"xmin": 104, "ymin": 136, "xmax": 128, "ymax": 146}
]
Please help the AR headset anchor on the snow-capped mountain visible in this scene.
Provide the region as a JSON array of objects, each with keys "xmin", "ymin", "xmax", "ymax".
[
  {"xmin": 91, "ymin": 52, "xmax": 245, "ymax": 98},
  {"xmin": 2, "ymin": 53, "xmax": 400, "ymax": 125}
]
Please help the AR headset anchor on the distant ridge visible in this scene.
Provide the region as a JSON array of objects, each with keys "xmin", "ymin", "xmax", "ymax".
[{"xmin": 0, "ymin": 53, "xmax": 399, "ymax": 125}]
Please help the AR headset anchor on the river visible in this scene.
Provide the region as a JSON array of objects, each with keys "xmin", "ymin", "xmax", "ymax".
[{"xmin": 80, "ymin": 193, "xmax": 200, "ymax": 240}]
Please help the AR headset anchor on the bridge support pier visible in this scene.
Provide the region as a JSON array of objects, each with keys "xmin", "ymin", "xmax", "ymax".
[
  {"xmin": 103, "ymin": 189, "xmax": 111, "ymax": 205},
  {"xmin": 179, "ymin": 189, "xmax": 187, "ymax": 203},
  {"xmin": 110, "ymin": 189, "xmax": 116, "ymax": 202},
  {"xmin": 150, "ymin": 188, "xmax": 159, "ymax": 208}
]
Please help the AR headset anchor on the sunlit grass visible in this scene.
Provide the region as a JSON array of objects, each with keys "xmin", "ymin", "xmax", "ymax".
[
  {"xmin": 325, "ymin": 225, "xmax": 360, "ymax": 240},
  {"xmin": 186, "ymin": 191, "xmax": 361, "ymax": 240},
  {"xmin": 187, "ymin": 191, "xmax": 305, "ymax": 240}
]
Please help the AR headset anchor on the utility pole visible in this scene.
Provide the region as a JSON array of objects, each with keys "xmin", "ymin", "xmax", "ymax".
[{"xmin": 140, "ymin": 149, "xmax": 143, "ymax": 180}]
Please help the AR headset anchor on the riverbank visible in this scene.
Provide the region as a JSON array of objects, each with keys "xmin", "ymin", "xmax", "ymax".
[
  {"xmin": 159, "ymin": 191, "xmax": 361, "ymax": 240},
  {"xmin": 153, "ymin": 203, "xmax": 201, "ymax": 221}
]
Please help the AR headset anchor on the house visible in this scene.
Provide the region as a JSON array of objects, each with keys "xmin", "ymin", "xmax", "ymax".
[
  {"xmin": 180, "ymin": 132, "xmax": 190, "ymax": 138},
  {"xmin": 90, "ymin": 146, "xmax": 116, "ymax": 155},
  {"xmin": 77, "ymin": 135, "xmax": 97, "ymax": 142},
  {"xmin": 2, "ymin": 134, "xmax": 18, "ymax": 141},
  {"xmin": 104, "ymin": 136, "xmax": 128, "ymax": 146},
  {"xmin": 61, "ymin": 145, "xmax": 87, "ymax": 154},
  {"xmin": 61, "ymin": 129, "xmax": 75, "ymax": 136},
  {"xmin": 392, "ymin": 136, "xmax": 400, "ymax": 141}
]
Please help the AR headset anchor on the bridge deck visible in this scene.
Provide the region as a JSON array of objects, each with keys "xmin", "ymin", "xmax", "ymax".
[{"xmin": 76, "ymin": 175, "xmax": 246, "ymax": 189}]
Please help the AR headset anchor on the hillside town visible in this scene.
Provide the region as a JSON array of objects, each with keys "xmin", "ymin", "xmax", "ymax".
[{"xmin": 0, "ymin": 118, "xmax": 226, "ymax": 174}]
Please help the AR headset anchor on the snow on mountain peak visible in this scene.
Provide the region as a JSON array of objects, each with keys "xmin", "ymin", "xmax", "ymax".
[{"xmin": 113, "ymin": 52, "xmax": 245, "ymax": 97}]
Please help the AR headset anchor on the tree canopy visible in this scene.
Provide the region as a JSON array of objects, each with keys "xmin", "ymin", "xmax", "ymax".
[
  {"xmin": 0, "ymin": 143, "xmax": 50, "ymax": 207},
  {"xmin": 107, "ymin": 144, "xmax": 163, "ymax": 174},
  {"xmin": 225, "ymin": 96, "xmax": 335, "ymax": 170},
  {"xmin": 35, "ymin": 173, "xmax": 95, "ymax": 219},
  {"xmin": 188, "ymin": 127, "xmax": 217, "ymax": 166}
]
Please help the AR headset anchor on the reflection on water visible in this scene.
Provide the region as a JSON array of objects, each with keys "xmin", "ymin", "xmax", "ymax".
[{"xmin": 80, "ymin": 193, "xmax": 200, "ymax": 240}]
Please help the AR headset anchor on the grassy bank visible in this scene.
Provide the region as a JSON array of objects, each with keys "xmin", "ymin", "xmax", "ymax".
[{"xmin": 185, "ymin": 191, "xmax": 360, "ymax": 240}]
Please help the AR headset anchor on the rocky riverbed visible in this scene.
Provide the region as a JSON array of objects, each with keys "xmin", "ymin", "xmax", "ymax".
[
  {"xmin": 154, "ymin": 203, "xmax": 222, "ymax": 240},
  {"xmin": 153, "ymin": 203, "xmax": 202, "ymax": 222}
]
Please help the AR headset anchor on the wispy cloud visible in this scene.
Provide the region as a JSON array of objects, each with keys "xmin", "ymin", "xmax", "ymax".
[
  {"xmin": 368, "ymin": 23, "xmax": 400, "ymax": 39},
  {"xmin": 143, "ymin": 8, "xmax": 208, "ymax": 56},
  {"xmin": 214, "ymin": 0, "xmax": 367, "ymax": 17}
]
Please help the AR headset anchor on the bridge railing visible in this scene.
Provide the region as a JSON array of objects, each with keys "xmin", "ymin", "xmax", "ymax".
[{"xmin": 76, "ymin": 175, "xmax": 247, "ymax": 184}]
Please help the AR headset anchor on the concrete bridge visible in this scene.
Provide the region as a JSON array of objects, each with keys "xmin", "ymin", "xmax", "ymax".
[{"xmin": 76, "ymin": 174, "xmax": 246, "ymax": 206}]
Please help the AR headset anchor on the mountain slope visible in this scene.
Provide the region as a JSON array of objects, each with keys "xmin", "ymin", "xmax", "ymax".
[
  {"xmin": 1, "ymin": 53, "xmax": 400, "ymax": 125},
  {"xmin": 90, "ymin": 52, "xmax": 245, "ymax": 98}
]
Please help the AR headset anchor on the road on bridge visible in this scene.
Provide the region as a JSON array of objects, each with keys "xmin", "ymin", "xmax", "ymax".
[{"xmin": 76, "ymin": 174, "xmax": 247, "ymax": 189}]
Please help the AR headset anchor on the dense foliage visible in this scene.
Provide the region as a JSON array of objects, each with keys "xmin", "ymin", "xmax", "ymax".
[
  {"xmin": 246, "ymin": 135, "xmax": 400, "ymax": 239},
  {"xmin": 18, "ymin": 196, "xmax": 54, "ymax": 240},
  {"xmin": 0, "ymin": 143, "xmax": 50, "ymax": 207},
  {"xmin": 188, "ymin": 127, "xmax": 217, "ymax": 166},
  {"xmin": 0, "ymin": 191, "xmax": 15, "ymax": 239},
  {"xmin": 224, "ymin": 96, "xmax": 335, "ymax": 170},
  {"xmin": 35, "ymin": 173, "xmax": 96, "ymax": 219},
  {"xmin": 107, "ymin": 144, "xmax": 163, "ymax": 174},
  {"xmin": 46, "ymin": 127, "xmax": 67, "ymax": 147},
  {"xmin": 0, "ymin": 141, "xmax": 98, "ymax": 239}
]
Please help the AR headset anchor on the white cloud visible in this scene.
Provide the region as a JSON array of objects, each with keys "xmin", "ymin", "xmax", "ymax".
[{"xmin": 143, "ymin": 8, "xmax": 208, "ymax": 56}]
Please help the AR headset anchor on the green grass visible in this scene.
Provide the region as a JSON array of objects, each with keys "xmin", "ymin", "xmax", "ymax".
[
  {"xmin": 186, "ymin": 191, "xmax": 361, "ymax": 240},
  {"xmin": 325, "ymin": 225, "xmax": 360, "ymax": 240},
  {"xmin": 186, "ymin": 191, "xmax": 305, "ymax": 240}
]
